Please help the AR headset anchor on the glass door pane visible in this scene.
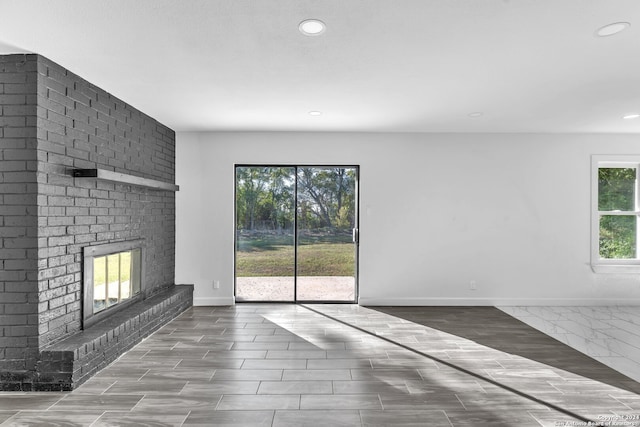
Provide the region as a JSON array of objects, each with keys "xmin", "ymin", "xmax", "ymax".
[
  {"xmin": 296, "ymin": 167, "xmax": 357, "ymax": 302},
  {"xmin": 235, "ymin": 166, "xmax": 296, "ymax": 301}
]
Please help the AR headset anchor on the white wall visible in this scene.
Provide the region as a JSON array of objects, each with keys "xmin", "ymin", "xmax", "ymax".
[{"xmin": 176, "ymin": 132, "xmax": 640, "ymax": 306}]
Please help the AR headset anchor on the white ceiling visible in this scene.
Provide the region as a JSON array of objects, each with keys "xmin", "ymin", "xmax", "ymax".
[{"xmin": 1, "ymin": 0, "xmax": 640, "ymax": 133}]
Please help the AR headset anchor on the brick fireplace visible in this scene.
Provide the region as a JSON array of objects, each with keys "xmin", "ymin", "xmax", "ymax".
[{"xmin": 0, "ymin": 54, "xmax": 192, "ymax": 390}]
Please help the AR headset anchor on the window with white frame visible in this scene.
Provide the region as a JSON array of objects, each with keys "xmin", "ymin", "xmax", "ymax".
[{"xmin": 592, "ymin": 156, "xmax": 640, "ymax": 272}]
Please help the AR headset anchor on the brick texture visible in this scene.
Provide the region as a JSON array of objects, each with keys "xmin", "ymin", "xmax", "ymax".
[
  {"xmin": 35, "ymin": 55, "xmax": 177, "ymax": 348},
  {"xmin": 0, "ymin": 55, "xmax": 40, "ymax": 381},
  {"xmin": 1, "ymin": 54, "xmax": 183, "ymax": 390},
  {"xmin": 37, "ymin": 285, "xmax": 192, "ymax": 391}
]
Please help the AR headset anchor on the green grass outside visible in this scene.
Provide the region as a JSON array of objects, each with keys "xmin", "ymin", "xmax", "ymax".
[{"xmin": 236, "ymin": 236, "xmax": 355, "ymax": 277}]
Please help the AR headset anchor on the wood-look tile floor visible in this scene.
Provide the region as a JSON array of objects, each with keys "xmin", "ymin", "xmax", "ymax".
[{"xmin": 1, "ymin": 304, "xmax": 639, "ymax": 426}]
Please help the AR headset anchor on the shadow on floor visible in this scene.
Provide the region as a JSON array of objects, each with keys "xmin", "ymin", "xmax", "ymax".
[{"xmin": 369, "ymin": 306, "xmax": 640, "ymax": 394}]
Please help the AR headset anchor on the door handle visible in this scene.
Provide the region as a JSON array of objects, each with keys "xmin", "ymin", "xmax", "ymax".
[{"xmin": 352, "ymin": 228, "xmax": 359, "ymax": 244}]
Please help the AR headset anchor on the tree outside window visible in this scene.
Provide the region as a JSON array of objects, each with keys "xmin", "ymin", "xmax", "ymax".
[
  {"xmin": 598, "ymin": 167, "xmax": 637, "ymax": 259},
  {"xmin": 592, "ymin": 156, "xmax": 640, "ymax": 272}
]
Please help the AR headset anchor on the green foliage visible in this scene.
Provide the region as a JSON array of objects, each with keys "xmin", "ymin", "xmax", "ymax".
[
  {"xmin": 600, "ymin": 215, "xmax": 636, "ymax": 259},
  {"xmin": 599, "ymin": 168, "xmax": 636, "ymax": 211},
  {"xmin": 598, "ymin": 167, "xmax": 637, "ymax": 259},
  {"xmin": 297, "ymin": 167, "xmax": 356, "ymax": 230},
  {"xmin": 236, "ymin": 167, "xmax": 295, "ymax": 231},
  {"xmin": 335, "ymin": 206, "xmax": 351, "ymax": 229},
  {"xmin": 235, "ymin": 166, "xmax": 356, "ymax": 232}
]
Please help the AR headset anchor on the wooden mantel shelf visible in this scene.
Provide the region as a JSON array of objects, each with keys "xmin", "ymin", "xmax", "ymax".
[{"xmin": 72, "ymin": 169, "xmax": 180, "ymax": 192}]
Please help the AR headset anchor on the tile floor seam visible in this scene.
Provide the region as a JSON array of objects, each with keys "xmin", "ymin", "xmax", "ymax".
[
  {"xmin": 547, "ymin": 380, "xmax": 564, "ymax": 395},
  {"xmin": 439, "ymin": 409, "xmax": 455, "ymax": 427},
  {"xmin": 130, "ymin": 394, "xmax": 146, "ymax": 411},
  {"xmin": 453, "ymin": 393, "xmax": 467, "ymax": 411},
  {"xmin": 0, "ymin": 413, "xmax": 17, "ymax": 427},
  {"xmin": 46, "ymin": 395, "xmax": 68, "ymax": 410},
  {"xmin": 87, "ymin": 414, "xmax": 98, "ymax": 427},
  {"xmin": 213, "ymin": 394, "xmax": 222, "ymax": 411},
  {"xmin": 610, "ymin": 393, "xmax": 635, "ymax": 411},
  {"xmin": 179, "ymin": 410, "xmax": 190, "ymax": 427}
]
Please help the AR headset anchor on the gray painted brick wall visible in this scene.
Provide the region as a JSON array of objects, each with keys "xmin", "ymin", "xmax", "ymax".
[
  {"xmin": 0, "ymin": 55, "xmax": 40, "ymax": 378},
  {"xmin": 35, "ymin": 54, "xmax": 177, "ymax": 346},
  {"xmin": 1, "ymin": 54, "xmax": 178, "ymax": 388}
]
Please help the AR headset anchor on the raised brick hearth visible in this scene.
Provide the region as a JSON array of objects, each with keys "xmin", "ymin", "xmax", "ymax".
[
  {"xmin": 36, "ymin": 285, "xmax": 192, "ymax": 391},
  {"xmin": 0, "ymin": 54, "xmax": 192, "ymax": 390}
]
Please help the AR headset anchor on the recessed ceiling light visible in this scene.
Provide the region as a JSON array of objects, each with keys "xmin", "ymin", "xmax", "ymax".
[
  {"xmin": 299, "ymin": 19, "xmax": 326, "ymax": 36},
  {"xmin": 623, "ymin": 113, "xmax": 640, "ymax": 120},
  {"xmin": 468, "ymin": 112, "xmax": 483, "ymax": 118},
  {"xmin": 596, "ymin": 22, "xmax": 630, "ymax": 37},
  {"xmin": 309, "ymin": 111, "xmax": 322, "ymax": 116}
]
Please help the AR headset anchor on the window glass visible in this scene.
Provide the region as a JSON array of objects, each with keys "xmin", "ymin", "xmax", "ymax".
[
  {"xmin": 598, "ymin": 167, "xmax": 636, "ymax": 211},
  {"xmin": 130, "ymin": 249, "xmax": 142, "ymax": 296},
  {"xmin": 107, "ymin": 254, "xmax": 120, "ymax": 308},
  {"xmin": 594, "ymin": 160, "xmax": 640, "ymax": 268},
  {"xmin": 599, "ymin": 215, "xmax": 637, "ymax": 259},
  {"xmin": 93, "ymin": 250, "xmax": 139, "ymax": 314},
  {"xmin": 85, "ymin": 242, "xmax": 144, "ymax": 328},
  {"xmin": 93, "ymin": 256, "xmax": 107, "ymax": 312},
  {"xmin": 120, "ymin": 251, "xmax": 132, "ymax": 301}
]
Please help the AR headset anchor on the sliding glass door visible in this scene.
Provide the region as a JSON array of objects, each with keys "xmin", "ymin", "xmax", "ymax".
[
  {"xmin": 235, "ymin": 167, "xmax": 296, "ymax": 301},
  {"xmin": 235, "ymin": 166, "xmax": 358, "ymax": 302},
  {"xmin": 295, "ymin": 167, "xmax": 357, "ymax": 301}
]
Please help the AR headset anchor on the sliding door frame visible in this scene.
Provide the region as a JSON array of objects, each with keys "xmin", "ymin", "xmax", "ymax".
[{"xmin": 234, "ymin": 164, "xmax": 360, "ymax": 304}]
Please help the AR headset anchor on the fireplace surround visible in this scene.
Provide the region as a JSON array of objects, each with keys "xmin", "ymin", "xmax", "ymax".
[{"xmin": 0, "ymin": 54, "xmax": 192, "ymax": 390}]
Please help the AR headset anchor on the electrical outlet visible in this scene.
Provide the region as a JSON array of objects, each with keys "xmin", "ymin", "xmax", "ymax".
[
  {"xmin": 213, "ymin": 280, "xmax": 220, "ymax": 289},
  {"xmin": 470, "ymin": 280, "xmax": 477, "ymax": 290}
]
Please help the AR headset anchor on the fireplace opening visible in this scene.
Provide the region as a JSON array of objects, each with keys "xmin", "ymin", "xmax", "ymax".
[{"xmin": 83, "ymin": 240, "xmax": 145, "ymax": 328}]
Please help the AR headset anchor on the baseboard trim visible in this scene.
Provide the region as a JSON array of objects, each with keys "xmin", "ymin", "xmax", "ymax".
[
  {"xmin": 358, "ymin": 297, "xmax": 640, "ymax": 306},
  {"xmin": 194, "ymin": 296, "xmax": 235, "ymax": 306},
  {"xmin": 194, "ymin": 296, "xmax": 640, "ymax": 306}
]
